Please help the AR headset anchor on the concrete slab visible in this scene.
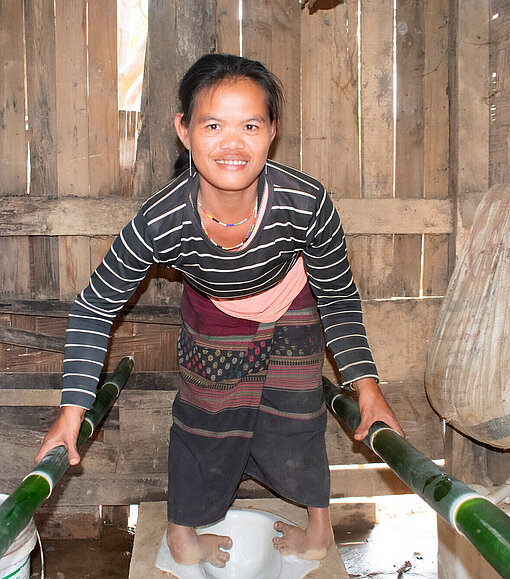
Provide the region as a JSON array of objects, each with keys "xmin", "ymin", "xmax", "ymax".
[{"xmin": 129, "ymin": 498, "xmax": 348, "ymax": 578}]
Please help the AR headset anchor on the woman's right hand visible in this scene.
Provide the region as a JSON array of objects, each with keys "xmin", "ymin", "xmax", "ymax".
[{"xmin": 34, "ymin": 406, "xmax": 87, "ymax": 466}]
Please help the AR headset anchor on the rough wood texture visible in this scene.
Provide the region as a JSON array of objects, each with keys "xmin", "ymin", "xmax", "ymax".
[
  {"xmin": 216, "ymin": 0, "xmax": 240, "ymax": 55},
  {"xmin": 88, "ymin": 0, "xmax": 120, "ymax": 197},
  {"xmin": 0, "ymin": 299, "xmax": 182, "ymax": 325},
  {"xmin": 243, "ymin": 0, "xmax": 301, "ymax": 167},
  {"xmin": 0, "ymin": 237, "xmax": 30, "ymax": 296},
  {"xmin": 450, "ymin": 0, "xmax": 490, "ymax": 257},
  {"xmin": 55, "ymin": 0, "xmax": 89, "ymax": 197},
  {"xmin": 302, "ymin": 1, "xmax": 361, "ymax": 197},
  {"xmin": 424, "ymin": 0, "xmax": 449, "ymax": 199},
  {"xmin": 395, "ymin": 0, "xmax": 425, "ymax": 200},
  {"xmin": 133, "ymin": 0, "xmax": 217, "ymax": 196},
  {"xmin": 0, "ymin": 0, "xmax": 26, "ymax": 196},
  {"xmin": 0, "ymin": 196, "xmax": 452, "ymax": 236},
  {"xmin": 58, "ymin": 236, "xmax": 91, "ymax": 301},
  {"xmin": 29, "ymin": 236, "xmax": 59, "ymax": 299},
  {"xmin": 489, "ymin": 1, "xmax": 510, "ymax": 185},
  {"xmin": 0, "ymin": 326, "xmax": 65, "ymax": 352},
  {"xmin": 360, "ymin": 0, "xmax": 393, "ymax": 199},
  {"xmin": 24, "ymin": 0, "xmax": 58, "ymax": 196}
]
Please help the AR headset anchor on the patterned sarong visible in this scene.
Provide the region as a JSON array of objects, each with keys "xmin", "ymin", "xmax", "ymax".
[{"xmin": 167, "ymin": 282, "xmax": 330, "ymax": 527}]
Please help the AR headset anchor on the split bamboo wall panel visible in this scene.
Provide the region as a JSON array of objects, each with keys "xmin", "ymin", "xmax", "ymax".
[{"xmin": 0, "ymin": 0, "xmax": 453, "ymax": 504}]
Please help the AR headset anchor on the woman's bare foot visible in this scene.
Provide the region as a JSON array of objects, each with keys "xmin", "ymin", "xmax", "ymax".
[
  {"xmin": 272, "ymin": 507, "xmax": 334, "ymax": 560},
  {"xmin": 167, "ymin": 522, "xmax": 233, "ymax": 567}
]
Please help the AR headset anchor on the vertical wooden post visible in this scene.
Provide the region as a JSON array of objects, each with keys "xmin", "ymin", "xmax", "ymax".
[
  {"xmin": 133, "ymin": 0, "xmax": 217, "ymax": 198},
  {"xmin": 439, "ymin": 2, "xmax": 503, "ymax": 577},
  {"xmin": 0, "ymin": 0, "xmax": 30, "ymax": 298}
]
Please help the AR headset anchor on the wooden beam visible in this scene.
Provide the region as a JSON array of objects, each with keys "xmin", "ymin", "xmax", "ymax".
[
  {"xmin": 0, "ymin": 196, "xmax": 141, "ymax": 236},
  {"xmin": 0, "ymin": 196, "xmax": 453, "ymax": 236},
  {"xmin": 0, "ymin": 298, "xmax": 182, "ymax": 324},
  {"xmin": 0, "ymin": 326, "xmax": 65, "ymax": 352},
  {"xmin": 0, "ymin": 466, "xmax": 412, "ymax": 507}
]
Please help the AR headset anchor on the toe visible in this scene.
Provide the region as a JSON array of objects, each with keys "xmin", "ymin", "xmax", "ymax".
[{"xmin": 220, "ymin": 536, "xmax": 233, "ymax": 550}]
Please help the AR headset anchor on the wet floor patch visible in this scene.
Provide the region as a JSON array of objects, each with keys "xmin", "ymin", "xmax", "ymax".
[{"xmin": 337, "ymin": 495, "xmax": 437, "ymax": 578}]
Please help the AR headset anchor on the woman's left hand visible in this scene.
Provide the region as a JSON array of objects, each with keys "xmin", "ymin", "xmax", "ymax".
[{"xmin": 352, "ymin": 378, "xmax": 404, "ymax": 441}]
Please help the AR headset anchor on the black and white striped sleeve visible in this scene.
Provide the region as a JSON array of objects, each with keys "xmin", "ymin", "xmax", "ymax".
[
  {"xmin": 303, "ymin": 187, "xmax": 379, "ymax": 387},
  {"xmin": 61, "ymin": 211, "xmax": 155, "ymax": 408}
]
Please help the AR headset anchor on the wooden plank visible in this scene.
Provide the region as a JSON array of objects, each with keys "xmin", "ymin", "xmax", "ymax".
[
  {"xmin": 0, "ymin": 371, "xmax": 180, "ymax": 391},
  {"xmin": 88, "ymin": 0, "xmax": 120, "ymax": 196},
  {"xmin": 0, "ymin": 196, "xmax": 453, "ymax": 236},
  {"xmin": 391, "ymin": 234, "xmax": 421, "ymax": 297},
  {"xmin": 424, "ymin": 0, "xmax": 449, "ymax": 198},
  {"xmin": 451, "ymin": 0, "xmax": 489, "ymax": 257},
  {"xmin": 0, "ymin": 299, "xmax": 182, "ymax": 325},
  {"xmin": 0, "ymin": 405, "xmax": 120, "ymax": 480},
  {"xmin": 0, "ymin": 326, "xmax": 65, "ymax": 352},
  {"xmin": 394, "ymin": 1, "xmax": 425, "ymax": 298},
  {"xmin": 395, "ymin": 0, "xmax": 424, "ymax": 199},
  {"xmin": 0, "ymin": 389, "xmax": 61, "ymax": 406},
  {"xmin": 58, "ymin": 236, "xmax": 91, "ymax": 301},
  {"xmin": 55, "ymin": 0, "xmax": 89, "ymax": 197},
  {"xmin": 324, "ymin": 296, "xmax": 443, "ymax": 384},
  {"xmin": 0, "ymin": 0, "xmax": 26, "ymax": 196},
  {"xmin": 346, "ymin": 234, "xmax": 394, "ymax": 299},
  {"xmin": 422, "ymin": 234, "xmax": 450, "ymax": 296},
  {"xmin": 360, "ymin": 0, "xmax": 394, "ymax": 198},
  {"xmin": 132, "ymin": 45, "xmax": 151, "ymax": 198},
  {"xmin": 0, "ymin": 467, "xmax": 411, "ymax": 508},
  {"xmin": 489, "ymin": 1, "xmax": 510, "ymax": 185},
  {"xmin": 29, "ymin": 236, "xmax": 59, "ymax": 299},
  {"xmin": 119, "ymin": 110, "xmax": 139, "ymax": 196},
  {"xmin": 24, "ymin": 0, "xmax": 58, "ymax": 196},
  {"xmin": 0, "ymin": 237, "xmax": 30, "ymax": 296},
  {"xmin": 243, "ymin": 0, "xmax": 301, "ymax": 168},
  {"xmin": 216, "ymin": 0, "xmax": 240, "ymax": 55},
  {"xmin": 302, "ymin": 1, "xmax": 360, "ymax": 195},
  {"xmin": 117, "ymin": 391, "xmax": 173, "ymax": 474},
  {"xmin": 0, "ymin": 196, "xmax": 140, "ymax": 236}
]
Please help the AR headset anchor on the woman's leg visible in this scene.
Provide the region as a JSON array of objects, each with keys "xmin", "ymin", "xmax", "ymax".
[
  {"xmin": 272, "ymin": 507, "xmax": 334, "ymax": 559},
  {"xmin": 167, "ymin": 522, "xmax": 232, "ymax": 567}
]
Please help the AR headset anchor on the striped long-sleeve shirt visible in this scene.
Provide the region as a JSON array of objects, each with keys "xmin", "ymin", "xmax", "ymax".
[{"xmin": 62, "ymin": 160, "xmax": 378, "ymax": 408}]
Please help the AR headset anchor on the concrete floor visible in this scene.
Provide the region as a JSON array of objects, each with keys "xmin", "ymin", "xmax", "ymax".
[
  {"xmin": 28, "ymin": 495, "xmax": 437, "ymax": 579},
  {"xmin": 338, "ymin": 496, "xmax": 438, "ymax": 578}
]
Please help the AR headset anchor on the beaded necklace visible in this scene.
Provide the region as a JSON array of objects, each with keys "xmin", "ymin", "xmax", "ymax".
[
  {"xmin": 197, "ymin": 196, "xmax": 259, "ymax": 251},
  {"xmin": 197, "ymin": 199, "xmax": 253, "ymax": 227}
]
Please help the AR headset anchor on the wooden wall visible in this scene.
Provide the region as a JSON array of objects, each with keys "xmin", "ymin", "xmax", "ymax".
[{"xmin": 0, "ymin": 0, "xmax": 451, "ymax": 506}]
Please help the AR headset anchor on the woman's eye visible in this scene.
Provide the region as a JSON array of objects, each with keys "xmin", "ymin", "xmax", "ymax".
[
  {"xmin": 245, "ymin": 124, "xmax": 258, "ymax": 131},
  {"xmin": 206, "ymin": 123, "xmax": 219, "ymax": 131}
]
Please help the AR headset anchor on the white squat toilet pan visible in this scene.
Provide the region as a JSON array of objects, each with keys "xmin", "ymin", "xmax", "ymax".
[{"xmin": 155, "ymin": 508, "xmax": 320, "ymax": 579}]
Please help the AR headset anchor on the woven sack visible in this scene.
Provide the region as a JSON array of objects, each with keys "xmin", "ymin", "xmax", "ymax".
[{"xmin": 425, "ymin": 185, "xmax": 510, "ymax": 448}]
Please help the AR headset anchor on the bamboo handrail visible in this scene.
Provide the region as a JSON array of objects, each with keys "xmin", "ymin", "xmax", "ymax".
[
  {"xmin": 0, "ymin": 356, "xmax": 134, "ymax": 559},
  {"xmin": 323, "ymin": 376, "xmax": 510, "ymax": 579}
]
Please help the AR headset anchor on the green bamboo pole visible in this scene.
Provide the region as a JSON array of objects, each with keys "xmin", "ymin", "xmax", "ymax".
[
  {"xmin": 0, "ymin": 356, "xmax": 134, "ymax": 559},
  {"xmin": 323, "ymin": 377, "xmax": 510, "ymax": 579}
]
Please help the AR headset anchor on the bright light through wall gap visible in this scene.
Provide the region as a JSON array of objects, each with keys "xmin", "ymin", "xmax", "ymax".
[
  {"xmin": 330, "ymin": 459, "xmax": 445, "ymax": 471},
  {"xmin": 239, "ymin": 0, "xmax": 243, "ymax": 56}
]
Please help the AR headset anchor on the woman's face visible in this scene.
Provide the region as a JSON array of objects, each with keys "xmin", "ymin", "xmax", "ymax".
[{"xmin": 175, "ymin": 78, "xmax": 276, "ymax": 199}]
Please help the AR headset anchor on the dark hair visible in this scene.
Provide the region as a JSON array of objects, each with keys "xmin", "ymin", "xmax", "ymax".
[{"xmin": 178, "ymin": 53, "xmax": 284, "ymax": 127}]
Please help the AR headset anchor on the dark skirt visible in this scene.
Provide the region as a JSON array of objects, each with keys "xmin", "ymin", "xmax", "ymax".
[{"xmin": 167, "ymin": 281, "xmax": 330, "ymax": 527}]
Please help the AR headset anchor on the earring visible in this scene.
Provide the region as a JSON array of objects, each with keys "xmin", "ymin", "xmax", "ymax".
[{"xmin": 188, "ymin": 149, "xmax": 193, "ymax": 177}]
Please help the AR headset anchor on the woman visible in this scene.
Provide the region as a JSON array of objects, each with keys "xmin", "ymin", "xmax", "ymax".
[{"xmin": 36, "ymin": 54, "xmax": 403, "ymax": 568}]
